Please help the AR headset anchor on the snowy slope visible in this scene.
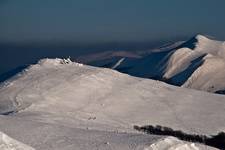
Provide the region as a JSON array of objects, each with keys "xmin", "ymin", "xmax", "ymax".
[
  {"xmin": 164, "ymin": 35, "xmax": 225, "ymax": 92},
  {"xmin": 0, "ymin": 116, "xmax": 215, "ymax": 150},
  {"xmin": 145, "ymin": 136, "xmax": 218, "ymax": 150},
  {"xmin": 0, "ymin": 131, "xmax": 35, "ymax": 150},
  {"xmin": 1, "ymin": 58, "xmax": 225, "ymax": 135},
  {"xmin": 81, "ymin": 42, "xmax": 183, "ymax": 72},
  {"xmin": 88, "ymin": 35, "xmax": 225, "ymax": 93},
  {"xmin": 182, "ymin": 54, "xmax": 225, "ymax": 92},
  {"xmin": 0, "ymin": 115, "xmax": 160, "ymax": 150},
  {"xmin": 0, "ymin": 58, "xmax": 224, "ymax": 150}
]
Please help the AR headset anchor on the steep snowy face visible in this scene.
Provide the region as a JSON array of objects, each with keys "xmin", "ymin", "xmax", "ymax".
[
  {"xmin": 83, "ymin": 35, "xmax": 225, "ymax": 94},
  {"xmin": 182, "ymin": 55, "xmax": 225, "ymax": 92},
  {"xmin": 194, "ymin": 35, "xmax": 225, "ymax": 58},
  {"xmin": 162, "ymin": 35, "xmax": 225, "ymax": 92},
  {"xmin": 176, "ymin": 35, "xmax": 225, "ymax": 58},
  {"xmin": 163, "ymin": 48, "xmax": 195, "ymax": 79}
]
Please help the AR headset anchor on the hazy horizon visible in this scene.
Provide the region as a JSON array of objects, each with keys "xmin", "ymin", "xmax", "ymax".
[
  {"xmin": 1, "ymin": 0, "xmax": 225, "ymax": 44},
  {"xmin": 1, "ymin": 0, "xmax": 225, "ymax": 78}
]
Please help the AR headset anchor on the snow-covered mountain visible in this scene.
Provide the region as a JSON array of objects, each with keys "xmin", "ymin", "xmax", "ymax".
[
  {"xmin": 85, "ymin": 35, "xmax": 225, "ymax": 94},
  {"xmin": 164, "ymin": 35, "xmax": 225, "ymax": 93},
  {"xmin": 0, "ymin": 58, "xmax": 224, "ymax": 149}
]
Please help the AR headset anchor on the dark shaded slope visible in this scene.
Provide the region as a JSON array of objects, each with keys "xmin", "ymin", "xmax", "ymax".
[
  {"xmin": 134, "ymin": 125, "xmax": 225, "ymax": 150},
  {"xmin": 116, "ymin": 50, "xmax": 175, "ymax": 79},
  {"xmin": 175, "ymin": 35, "xmax": 198, "ymax": 50},
  {"xmin": 166, "ymin": 54, "xmax": 206, "ymax": 86},
  {"xmin": 87, "ymin": 57, "xmax": 123, "ymax": 68},
  {"xmin": 0, "ymin": 65, "xmax": 28, "ymax": 83}
]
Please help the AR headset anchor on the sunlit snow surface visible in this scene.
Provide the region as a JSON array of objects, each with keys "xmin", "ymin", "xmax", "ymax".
[
  {"xmin": 0, "ymin": 131, "xmax": 35, "ymax": 150},
  {"xmin": 85, "ymin": 35, "xmax": 225, "ymax": 93},
  {"xmin": 0, "ymin": 58, "xmax": 224, "ymax": 150},
  {"xmin": 145, "ymin": 136, "xmax": 218, "ymax": 150},
  {"xmin": 164, "ymin": 35, "xmax": 225, "ymax": 92}
]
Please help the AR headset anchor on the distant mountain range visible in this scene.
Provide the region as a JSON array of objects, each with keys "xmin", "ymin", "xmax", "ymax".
[
  {"xmin": 81, "ymin": 35, "xmax": 225, "ymax": 94},
  {"xmin": 1, "ymin": 35, "xmax": 225, "ymax": 94}
]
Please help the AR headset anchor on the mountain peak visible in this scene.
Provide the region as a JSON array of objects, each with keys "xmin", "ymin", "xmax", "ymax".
[
  {"xmin": 177, "ymin": 35, "xmax": 212, "ymax": 50},
  {"xmin": 38, "ymin": 58, "xmax": 72, "ymax": 66},
  {"xmin": 195, "ymin": 34, "xmax": 209, "ymax": 41},
  {"xmin": 37, "ymin": 58, "xmax": 83, "ymax": 67}
]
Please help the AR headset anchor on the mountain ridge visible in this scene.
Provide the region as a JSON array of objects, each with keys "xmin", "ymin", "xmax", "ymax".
[
  {"xmin": 0, "ymin": 58, "xmax": 224, "ymax": 149},
  {"xmin": 84, "ymin": 35, "xmax": 225, "ymax": 94}
]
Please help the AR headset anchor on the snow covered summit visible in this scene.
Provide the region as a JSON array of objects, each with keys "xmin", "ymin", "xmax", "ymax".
[
  {"xmin": 0, "ymin": 58, "xmax": 224, "ymax": 149},
  {"xmin": 164, "ymin": 35, "xmax": 225, "ymax": 92},
  {"xmin": 86, "ymin": 35, "xmax": 225, "ymax": 94},
  {"xmin": 184, "ymin": 34, "xmax": 225, "ymax": 58},
  {"xmin": 1, "ymin": 58, "xmax": 225, "ymax": 133}
]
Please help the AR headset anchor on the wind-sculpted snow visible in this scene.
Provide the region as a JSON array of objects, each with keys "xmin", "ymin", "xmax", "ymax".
[
  {"xmin": 164, "ymin": 35, "xmax": 225, "ymax": 92},
  {"xmin": 0, "ymin": 131, "xmax": 35, "ymax": 150},
  {"xmin": 0, "ymin": 58, "xmax": 224, "ymax": 149},
  {"xmin": 144, "ymin": 137, "xmax": 218, "ymax": 150},
  {"xmin": 182, "ymin": 55, "xmax": 225, "ymax": 92},
  {"xmin": 88, "ymin": 35, "xmax": 225, "ymax": 94}
]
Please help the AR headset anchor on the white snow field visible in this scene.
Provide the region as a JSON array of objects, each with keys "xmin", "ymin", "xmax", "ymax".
[
  {"xmin": 164, "ymin": 35, "xmax": 225, "ymax": 92},
  {"xmin": 145, "ymin": 136, "xmax": 218, "ymax": 150},
  {"xmin": 0, "ymin": 58, "xmax": 224, "ymax": 150},
  {"xmin": 0, "ymin": 131, "xmax": 35, "ymax": 150}
]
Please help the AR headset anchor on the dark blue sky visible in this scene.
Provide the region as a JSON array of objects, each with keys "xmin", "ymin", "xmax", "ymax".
[{"xmin": 1, "ymin": 0, "xmax": 225, "ymax": 44}]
